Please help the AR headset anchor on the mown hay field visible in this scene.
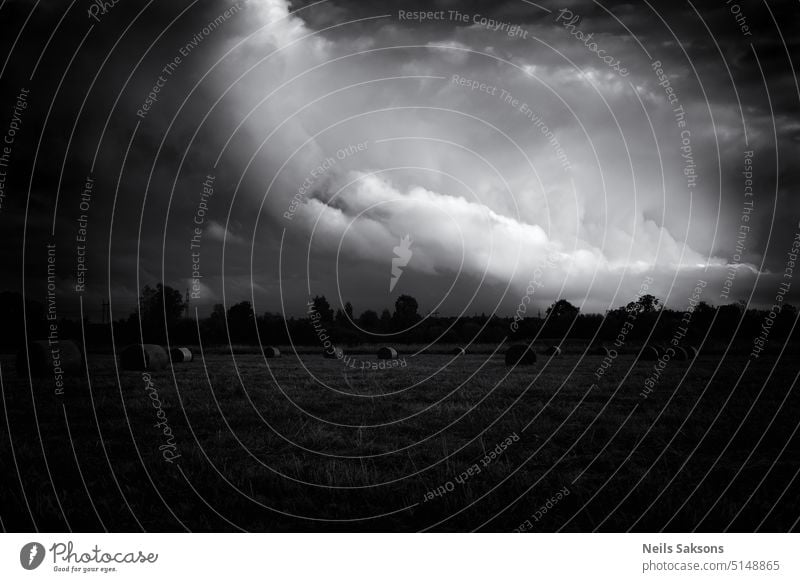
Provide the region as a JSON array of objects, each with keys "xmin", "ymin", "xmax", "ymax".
[{"xmin": 1, "ymin": 346, "xmax": 798, "ymax": 532}]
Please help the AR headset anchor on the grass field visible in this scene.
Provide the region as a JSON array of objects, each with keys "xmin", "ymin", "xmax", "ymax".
[{"xmin": 1, "ymin": 345, "xmax": 798, "ymax": 532}]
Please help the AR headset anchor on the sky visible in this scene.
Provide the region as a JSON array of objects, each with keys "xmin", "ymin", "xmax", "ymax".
[{"xmin": 0, "ymin": 0, "xmax": 798, "ymax": 320}]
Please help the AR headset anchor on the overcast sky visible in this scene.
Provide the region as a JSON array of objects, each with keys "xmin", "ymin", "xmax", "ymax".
[{"xmin": 1, "ymin": 0, "xmax": 798, "ymax": 320}]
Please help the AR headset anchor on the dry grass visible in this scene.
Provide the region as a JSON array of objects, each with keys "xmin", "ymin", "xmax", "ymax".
[{"xmin": 1, "ymin": 347, "xmax": 798, "ymax": 532}]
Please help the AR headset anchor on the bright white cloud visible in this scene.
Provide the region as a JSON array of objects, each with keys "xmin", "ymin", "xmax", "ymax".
[{"xmin": 224, "ymin": 0, "xmax": 750, "ymax": 312}]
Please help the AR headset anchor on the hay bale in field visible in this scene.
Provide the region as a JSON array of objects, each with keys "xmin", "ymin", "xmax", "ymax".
[
  {"xmin": 543, "ymin": 345, "xmax": 562, "ymax": 357},
  {"xmin": 591, "ymin": 345, "xmax": 611, "ymax": 357},
  {"xmin": 452, "ymin": 347, "xmax": 466, "ymax": 356},
  {"xmin": 263, "ymin": 346, "xmax": 280, "ymax": 358},
  {"xmin": 638, "ymin": 345, "xmax": 660, "ymax": 361},
  {"xmin": 377, "ymin": 346, "xmax": 398, "ymax": 359},
  {"xmin": 505, "ymin": 344, "xmax": 537, "ymax": 366},
  {"xmin": 169, "ymin": 347, "xmax": 193, "ymax": 363},
  {"xmin": 672, "ymin": 346, "xmax": 689, "ymax": 361},
  {"xmin": 119, "ymin": 344, "xmax": 168, "ymax": 371},
  {"xmin": 674, "ymin": 346, "xmax": 698, "ymax": 361},
  {"xmin": 16, "ymin": 340, "xmax": 83, "ymax": 377},
  {"xmin": 323, "ymin": 346, "xmax": 343, "ymax": 359}
]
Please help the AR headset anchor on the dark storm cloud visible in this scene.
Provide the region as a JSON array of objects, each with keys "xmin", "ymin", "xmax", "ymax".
[{"xmin": 0, "ymin": 0, "xmax": 258, "ymax": 318}]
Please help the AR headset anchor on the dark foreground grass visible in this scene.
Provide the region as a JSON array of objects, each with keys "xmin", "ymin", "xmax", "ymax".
[{"xmin": 1, "ymin": 347, "xmax": 798, "ymax": 532}]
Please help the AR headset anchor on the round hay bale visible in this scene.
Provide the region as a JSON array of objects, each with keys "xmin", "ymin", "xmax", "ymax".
[
  {"xmin": 639, "ymin": 345, "xmax": 660, "ymax": 361},
  {"xmin": 672, "ymin": 346, "xmax": 690, "ymax": 361},
  {"xmin": 119, "ymin": 344, "xmax": 168, "ymax": 371},
  {"xmin": 543, "ymin": 345, "xmax": 562, "ymax": 357},
  {"xmin": 505, "ymin": 344, "xmax": 537, "ymax": 366},
  {"xmin": 263, "ymin": 346, "xmax": 280, "ymax": 358},
  {"xmin": 169, "ymin": 347, "xmax": 193, "ymax": 363},
  {"xmin": 684, "ymin": 346, "xmax": 698, "ymax": 359},
  {"xmin": 591, "ymin": 345, "xmax": 611, "ymax": 357},
  {"xmin": 16, "ymin": 340, "xmax": 83, "ymax": 378},
  {"xmin": 452, "ymin": 347, "xmax": 466, "ymax": 356},
  {"xmin": 323, "ymin": 346, "xmax": 343, "ymax": 359},
  {"xmin": 377, "ymin": 346, "xmax": 398, "ymax": 359}
]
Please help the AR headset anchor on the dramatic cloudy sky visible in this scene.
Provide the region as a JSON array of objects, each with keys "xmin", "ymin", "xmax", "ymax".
[{"xmin": 0, "ymin": 0, "xmax": 798, "ymax": 320}]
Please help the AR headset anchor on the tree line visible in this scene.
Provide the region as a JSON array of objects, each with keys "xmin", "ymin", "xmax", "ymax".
[{"xmin": 1, "ymin": 286, "xmax": 796, "ymax": 351}]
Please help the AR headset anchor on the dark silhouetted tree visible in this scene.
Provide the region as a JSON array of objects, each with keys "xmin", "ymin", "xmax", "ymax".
[
  {"xmin": 335, "ymin": 308, "xmax": 347, "ymax": 325},
  {"xmin": 359, "ymin": 310, "xmax": 378, "ymax": 324},
  {"xmin": 0, "ymin": 292, "xmax": 46, "ymax": 349},
  {"xmin": 626, "ymin": 294, "xmax": 660, "ymax": 314},
  {"xmin": 199, "ymin": 304, "xmax": 225, "ymax": 344},
  {"xmin": 380, "ymin": 308, "xmax": 392, "ymax": 330},
  {"xmin": 545, "ymin": 299, "xmax": 579, "ymax": 319},
  {"xmin": 312, "ymin": 295, "xmax": 333, "ymax": 322},
  {"xmin": 359, "ymin": 310, "xmax": 379, "ymax": 331},
  {"xmin": 227, "ymin": 301, "xmax": 256, "ymax": 343},
  {"xmin": 393, "ymin": 294, "xmax": 420, "ymax": 327},
  {"xmin": 138, "ymin": 284, "xmax": 185, "ymax": 342},
  {"xmin": 140, "ymin": 284, "xmax": 185, "ymax": 322}
]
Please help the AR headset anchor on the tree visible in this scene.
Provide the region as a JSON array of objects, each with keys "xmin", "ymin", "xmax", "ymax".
[
  {"xmin": 344, "ymin": 302, "xmax": 354, "ymax": 319},
  {"xmin": 359, "ymin": 309, "xmax": 379, "ymax": 329},
  {"xmin": 545, "ymin": 299, "xmax": 579, "ymax": 319},
  {"xmin": 625, "ymin": 294, "xmax": 661, "ymax": 314},
  {"xmin": 227, "ymin": 301, "xmax": 256, "ymax": 343},
  {"xmin": 0, "ymin": 292, "xmax": 46, "ymax": 349},
  {"xmin": 138, "ymin": 283, "xmax": 185, "ymax": 342},
  {"xmin": 258, "ymin": 311, "xmax": 286, "ymax": 345},
  {"xmin": 693, "ymin": 301, "xmax": 714, "ymax": 317},
  {"xmin": 638, "ymin": 294, "xmax": 660, "ymax": 313},
  {"xmin": 199, "ymin": 304, "xmax": 226, "ymax": 344},
  {"xmin": 311, "ymin": 295, "xmax": 333, "ymax": 322},
  {"xmin": 139, "ymin": 284, "xmax": 185, "ymax": 324},
  {"xmin": 335, "ymin": 308, "xmax": 347, "ymax": 325},
  {"xmin": 393, "ymin": 294, "xmax": 420, "ymax": 326},
  {"xmin": 689, "ymin": 301, "xmax": 714, "ymax": 334},
  {"xmin": 210, "ymin": 303, "xmax": 226, "ymax": 320},
  {"xmin": 380, "ymin": 308, "xmax": 392, "ymax": 330},
  {"xmin": 713, "ymin": 301, "xmax": 744, "ymax": 339}
]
